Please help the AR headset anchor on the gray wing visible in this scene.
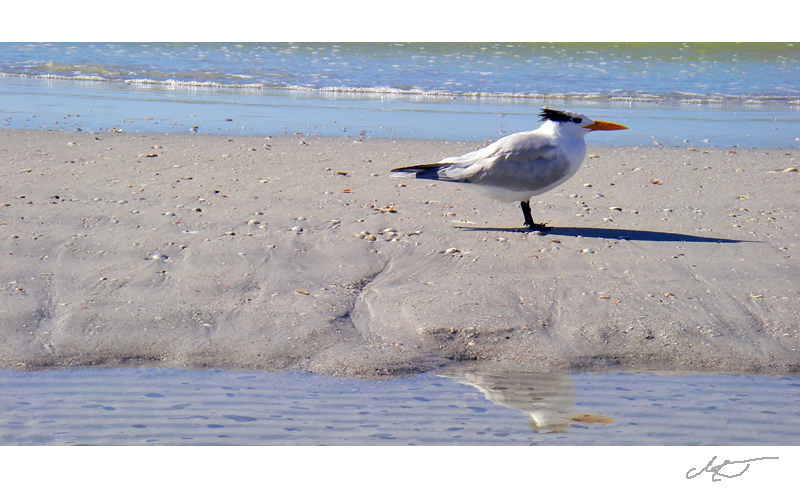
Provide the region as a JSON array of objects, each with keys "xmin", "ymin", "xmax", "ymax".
[
  {"xmin": 391, "ymin": 131, "xmax": 570, "ymax": 190},
  {"xmin": 441, "ymin": 133, "xmax": 571, "ymax": 192}
]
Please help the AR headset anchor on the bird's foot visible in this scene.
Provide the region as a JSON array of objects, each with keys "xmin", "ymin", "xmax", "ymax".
[
  {"xmin": 523, "ymin": 222, "xmax": 550, "ymax": 234},
  {"xmin": 519, "ymin": 201, "xmax": 549, "ymax": 234}
]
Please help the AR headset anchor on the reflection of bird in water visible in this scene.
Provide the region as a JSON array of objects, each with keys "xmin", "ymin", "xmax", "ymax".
[{"xmin": 438, "ymin": 367, "xmax": 614, "ymax": 433}]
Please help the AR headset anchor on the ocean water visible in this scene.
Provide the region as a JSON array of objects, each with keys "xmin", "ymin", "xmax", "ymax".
[{"xmin": 1, "ymin": 42, "xmax": 799, "ymax": 147}]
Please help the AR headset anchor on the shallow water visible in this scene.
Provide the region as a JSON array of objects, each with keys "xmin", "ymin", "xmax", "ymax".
[
  {"xmin": 2, "ymin": 77, "xmax": 798, "ymax": 148},
  {"xmin": 1, "ymin": 367, "xmax": 797, "ymax": 445}
]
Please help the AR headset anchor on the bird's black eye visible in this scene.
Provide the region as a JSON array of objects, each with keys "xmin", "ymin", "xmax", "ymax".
[{"xmin": 572, "ymin": 117, "xmax": 582, "ymax": 123}]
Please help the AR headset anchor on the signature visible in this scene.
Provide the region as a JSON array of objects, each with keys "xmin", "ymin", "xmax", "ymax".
[{"xmin": 686, "ymin": 455, "xmax": 779, "ymax": 482}]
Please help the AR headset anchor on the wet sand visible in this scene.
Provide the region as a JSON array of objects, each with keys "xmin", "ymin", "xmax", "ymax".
[{"xmin": 1, "ymin": 129, "xmax": 798, "ymax": 377}]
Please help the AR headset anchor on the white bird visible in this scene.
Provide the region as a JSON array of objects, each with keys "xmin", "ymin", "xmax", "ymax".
[{"xmin": 391, "ymin": 108, "xmax": 627, "ymax": 230}]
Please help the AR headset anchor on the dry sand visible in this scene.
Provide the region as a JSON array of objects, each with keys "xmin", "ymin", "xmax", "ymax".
[{"xmin": 1, "ymin": 129, "xmax": 798, "ymax": 377}]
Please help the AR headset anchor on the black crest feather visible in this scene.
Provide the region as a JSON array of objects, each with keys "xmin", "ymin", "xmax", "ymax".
[{"xmin": 539, "ymin": 108, "xmax": 582, "ymax": 124}]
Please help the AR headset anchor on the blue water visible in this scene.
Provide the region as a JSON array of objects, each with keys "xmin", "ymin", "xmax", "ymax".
[{"xmin": 1, "ymin": 42, "xmax": 799, "ymax": 147}]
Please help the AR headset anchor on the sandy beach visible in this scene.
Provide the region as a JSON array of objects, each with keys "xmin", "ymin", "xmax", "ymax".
[{"xmin": 1, "ymin": 129, "xmax": 798, "ymax": 378}]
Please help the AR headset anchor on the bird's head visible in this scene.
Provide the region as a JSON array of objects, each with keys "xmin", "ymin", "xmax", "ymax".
[{"xmin": 539, "ymin": 108, "xmax": 628, "ymax": 135}]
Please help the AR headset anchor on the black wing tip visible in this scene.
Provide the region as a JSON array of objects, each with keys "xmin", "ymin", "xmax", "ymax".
[
  {"xmin": 390, "ymin": 164, "xmax": 445, "ymax": 180},
  {"xmin": 391, "ymin": 163, "xmax": 442, "ymax": 173},
  {"xmin": 391, "ymin": 166, "xmax": 416, "ymax": 173}
]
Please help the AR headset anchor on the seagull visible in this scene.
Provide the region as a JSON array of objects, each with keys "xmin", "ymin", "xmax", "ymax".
[{"xmin": 391, "ymin": 108, "xmax": 627, "ymax": 231}]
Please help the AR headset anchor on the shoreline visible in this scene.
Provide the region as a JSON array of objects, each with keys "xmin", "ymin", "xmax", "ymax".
[
  {"xmin": 1, "ymin": 129, "xmax": 798, "ymax": 378},
  {"xmin": 4, "ymin": 77, "xmax": 800, "ymax": 148}
]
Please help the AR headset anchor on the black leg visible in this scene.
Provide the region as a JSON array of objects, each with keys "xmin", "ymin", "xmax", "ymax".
[
  {"xmin": 520, "ymin": 200, "xmax": 548, "ymax": 232},
  {"xmin": 521, "ymin": 200, "xmax": 535, "ymax": 227}
]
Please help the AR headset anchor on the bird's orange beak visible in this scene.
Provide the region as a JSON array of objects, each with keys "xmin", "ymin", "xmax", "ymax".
[{"xmin": 586, "ymin": 120, "xmax": 628, "ymax": 131}]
